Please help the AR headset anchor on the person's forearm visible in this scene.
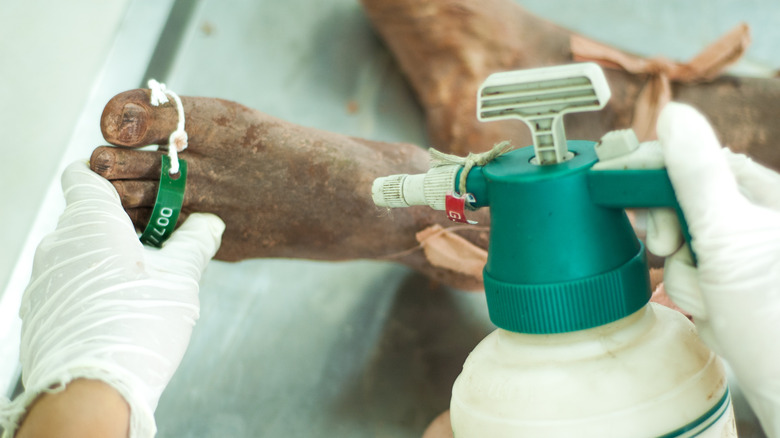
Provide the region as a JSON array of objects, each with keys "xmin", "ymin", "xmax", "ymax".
[{"xmin": 16, "ymin": 379, "xmax": 129, "ymax": 438}]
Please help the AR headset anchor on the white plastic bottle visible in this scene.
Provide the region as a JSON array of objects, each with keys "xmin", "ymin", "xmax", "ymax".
[{"xmin": 450, "ymin": 303, "xmax": 736, "ymax": 437}]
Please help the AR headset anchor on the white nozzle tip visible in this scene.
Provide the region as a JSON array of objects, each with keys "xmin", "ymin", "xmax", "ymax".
[{"xmin": 372, "ymin": 175, "xmax": 408, "ymax": 208}]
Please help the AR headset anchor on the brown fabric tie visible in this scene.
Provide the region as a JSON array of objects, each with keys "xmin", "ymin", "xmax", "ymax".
[
  {"xmin": 416, "ymin": 224, "xmax": 488, "ymax": 281},
  {"xmin": 571, "ymin": 23, "xmax": 751, "ymax": 140}
]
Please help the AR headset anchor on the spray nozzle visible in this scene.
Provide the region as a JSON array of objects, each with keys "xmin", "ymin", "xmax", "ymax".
[{"xmin": 371, "ymin": 165, "xmax": 460, "ymax": 211}]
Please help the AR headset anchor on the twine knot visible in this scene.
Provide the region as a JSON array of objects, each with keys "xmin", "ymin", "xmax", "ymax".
[
  {"xmin": 147, "ymin": 79, "xmax": 188, "ymax": 175},
  {"xmin": 430, "ymin": 141, "xmax": 514, "ymax": 194},
  {"xmin": 571, "ymin": 23, "xmax": 750, "ymax": 141}
]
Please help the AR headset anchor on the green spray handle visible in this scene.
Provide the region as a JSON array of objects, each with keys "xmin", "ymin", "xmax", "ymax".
[
  {"xmin": 461, "ymin": 162, "xmax": 693, "ymax": 254},
  {"xmin": 586, "ymin": 168, "xmax": 694, "ymax": 259}
]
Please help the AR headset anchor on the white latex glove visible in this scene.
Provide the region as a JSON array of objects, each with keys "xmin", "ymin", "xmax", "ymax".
[
  {"xmin": 0, "ymin": 162, "xmax": 224, "ymax": 438},
  {"xmin": 601, "ymin": 102, "xmax": 780, "ymax": 437},
  {"xmin": 658, "ymin": 103, "xmax": 780, "ymax": 437}
]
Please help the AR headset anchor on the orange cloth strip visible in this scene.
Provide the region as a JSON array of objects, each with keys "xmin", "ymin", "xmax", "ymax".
[
  {"xmin": 571, "ymin": 23, "xmax": 750, "ymax": 140},
  {"xmin": 416, "ymin": 224, "xmax": 488, "ymax": 281}
]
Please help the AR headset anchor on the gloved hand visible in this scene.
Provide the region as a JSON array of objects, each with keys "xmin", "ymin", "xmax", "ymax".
[
  {"xmin": 599, "ymin": 102, "xmax": 780, "ymax": 437},
  {"xmin": 0, "ymin": 162, "xmax": 224, "ymax": 438}
]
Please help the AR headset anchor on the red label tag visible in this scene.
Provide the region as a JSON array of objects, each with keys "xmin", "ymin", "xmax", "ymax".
[{"xmin": 445, "ymin": 192, "xmax": 477, "ymax": 224}]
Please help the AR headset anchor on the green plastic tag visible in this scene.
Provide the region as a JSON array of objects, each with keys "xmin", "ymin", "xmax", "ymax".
[{"xmin": 140, "ymin": 155, "xmax": 187, "ymax": 247}]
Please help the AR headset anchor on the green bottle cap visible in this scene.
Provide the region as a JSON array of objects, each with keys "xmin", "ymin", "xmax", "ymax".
[{"xmin": 465, "ymin": 141, "xmax": 651, "ymax": 334}]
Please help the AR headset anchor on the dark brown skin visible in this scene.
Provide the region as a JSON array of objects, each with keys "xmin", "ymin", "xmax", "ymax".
[
  {"xmin": 91, "ymin": 89, "xmax": 489, "ymax": 290},
  {"xmin": 360, "ymin": 0, "xmax": 780, "ymax": 171}
]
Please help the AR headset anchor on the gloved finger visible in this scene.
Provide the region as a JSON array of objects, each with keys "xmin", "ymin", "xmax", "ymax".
[
  {"xmin": 149, "ymin": 213, "xmax": 225, "ymax": 281},
  {"xmin": 33, "ymin": 162, "xmax": 143, "ymax": 283},
  {"xmin": 62, "ymin": 161, "xmax": 122, "ymax": 206},
  {"xmin": 59, "ymin": 161, "xmax": 138, "ymax": 239},
  {"xmin": 645, "ymin": 208, "xmax": 684, "ymax": 257},
  {"xmin": 662, "ymin": 245, "xmax": 707, "ymax": 321},
  {"xmin": 657, "ymin": 103, "xmax": 747, "ymax": 241},
  {"xmin": 722, "ymin": 148, "xmax": 780, "ymax": 210}
]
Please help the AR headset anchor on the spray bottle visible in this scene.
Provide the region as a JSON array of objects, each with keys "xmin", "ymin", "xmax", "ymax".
[{"xmin": 372, "ymin": 63, "xmax": 735, "ymax": 437}]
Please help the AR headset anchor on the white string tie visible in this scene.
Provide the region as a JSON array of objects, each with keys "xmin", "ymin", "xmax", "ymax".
[
  {"xmin": 430, "ymin": 141, "xmax": 513, "ymax": 195},
  {"xmin": 147, "ymin": 79, "xmax": 188, "ymax": 175}
]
